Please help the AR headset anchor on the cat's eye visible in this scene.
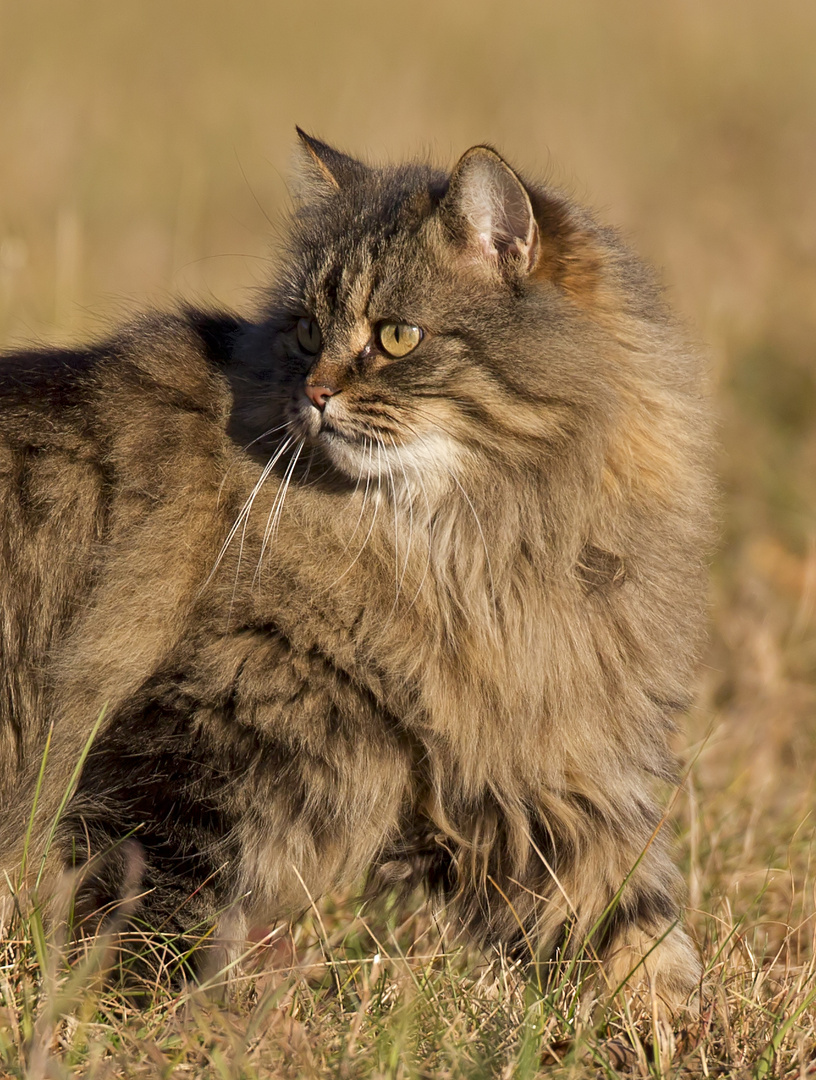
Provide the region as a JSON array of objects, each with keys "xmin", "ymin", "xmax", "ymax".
[
  {"xmin": 296, "ymin": 317, "xmax": 322, "ymax": 355},
  {"xmin": 377, "ymin": 322, "xmax": 423, "ymax": 358}
]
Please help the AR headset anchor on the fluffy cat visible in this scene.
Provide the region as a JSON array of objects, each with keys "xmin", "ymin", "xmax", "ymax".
[{"xmin": 0, "ymin": 130, "xmax": 711, "ymax": 1009}]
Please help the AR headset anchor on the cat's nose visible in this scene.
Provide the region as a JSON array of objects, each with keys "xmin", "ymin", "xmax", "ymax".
[{"xmin": 304, "ymin": 383, "xmax": 337, "ymax": 411}]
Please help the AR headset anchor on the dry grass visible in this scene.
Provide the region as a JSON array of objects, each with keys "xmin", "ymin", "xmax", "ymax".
[{"xmin": 1, "ymin": 0, "xmax": 816, "ymax": 1075}]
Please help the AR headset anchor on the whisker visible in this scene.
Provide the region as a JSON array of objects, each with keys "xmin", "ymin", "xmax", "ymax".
[
  {"xmin": 300, "ymin": 445, "xmax": 317, "ymax": 486},
  {"xmin": 205, "ymin": 432, "xmax": 296, "ymax": 587},
  {"xmin": 388, "ymin": 434, "xmax": 416, "ymax": 608},
  {"xmin": 379, "ymin": 437, "xmax": 401, "ymax": 604},
  {"xmin": 216, "ymin": 420, "xmax": 294, "ymax": 509},
  {"xmin": 349, "ymin": 437, "xmax": 368, "ymax": 500},
  {"xmin": 329, "ymin": 440, "xmax": 381, "ymax": 589},
  {"xmin": 300, "ymin": 460, "xmax": 337, "ymax": 489},
  {"xmin": 272, "ymin": 439, "xmax": 305, "ymax": 543},
  {"xmin": 254, "ymin": 437, "xmax": 305, "ymax": 585},
  {"xmin": 337, "ymin": 437, "xmax": 372, "ymax": 557},
  {"xmin": 243, "ymin": 421, "xmax": 296, "ymax": 453}
]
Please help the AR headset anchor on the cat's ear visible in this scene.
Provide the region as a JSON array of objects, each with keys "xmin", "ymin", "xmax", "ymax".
[
  {"xmin": 441, "ymin": 147, "xmax": 539, "ymax": 273},
  {"xmin": 293, "ymin": 127, "xmax": 367, "ymax": 198}
]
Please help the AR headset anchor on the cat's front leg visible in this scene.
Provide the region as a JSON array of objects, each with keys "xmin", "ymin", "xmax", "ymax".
[
  {"xmin": 424, "ymin": 788, "xmax": 701, "ymax": 1018},
  {"xmin": 527, "ymin": 823, "xmax": 702, "ymax": 1019},
  {"xmin": 560, "ymin": 805, "xmax": 702, "ymax": 1018}
]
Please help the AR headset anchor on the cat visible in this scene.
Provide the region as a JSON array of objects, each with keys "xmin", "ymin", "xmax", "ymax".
[{"xmin": 0, "ymin": 129, "xmax": 712, "ymax": 1010}]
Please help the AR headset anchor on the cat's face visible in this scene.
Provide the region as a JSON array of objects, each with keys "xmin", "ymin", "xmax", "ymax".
[{"xmin": 267, "ymin": 133, "xmax": 607, "ymax": 490}]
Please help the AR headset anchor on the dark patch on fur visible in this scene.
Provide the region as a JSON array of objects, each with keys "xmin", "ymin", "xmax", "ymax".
[{"xmin": 575, "ymin": 544, "xmax": 627, "ymax": 593}]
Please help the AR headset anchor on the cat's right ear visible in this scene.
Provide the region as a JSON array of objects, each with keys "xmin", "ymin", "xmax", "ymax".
[
  {"xmin": 293, "ymin": 128, "xmax": 367, "ymax": 199},
  {"xmin": 439, "ymin": 146, "xmax": 539, "ymax": 275}
]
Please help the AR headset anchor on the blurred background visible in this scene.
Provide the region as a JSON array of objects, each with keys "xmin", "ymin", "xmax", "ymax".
[{"xmin": 1, "ymin": 0, "xmax": 815, "ymax": 950}]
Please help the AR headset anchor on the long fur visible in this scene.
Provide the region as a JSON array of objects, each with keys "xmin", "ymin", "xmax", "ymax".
[{"xmin": 0, "ymin": 136, "xmax": 712, "ymax": 1008}]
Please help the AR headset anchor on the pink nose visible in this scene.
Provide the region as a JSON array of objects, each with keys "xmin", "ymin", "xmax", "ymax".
[{"xmin": 305, "ymin": 383, "xmax": 336, "ymax": 411}]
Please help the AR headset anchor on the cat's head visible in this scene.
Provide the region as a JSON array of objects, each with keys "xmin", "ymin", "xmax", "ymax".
[{"xmin": 264, "ymin": 131, "xmax": 644, "ymax": 492}]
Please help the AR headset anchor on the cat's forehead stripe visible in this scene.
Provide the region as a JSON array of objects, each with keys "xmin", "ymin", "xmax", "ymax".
[{"xmin": 312, "ymin": 249, "xmax": 375, "ymax": 327}]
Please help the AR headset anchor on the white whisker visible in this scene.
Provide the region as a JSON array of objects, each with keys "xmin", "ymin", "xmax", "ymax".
[
  {"xmin": 387, "ymin": 434, "xmax": 416, "ymax": 608},
  {"xmin": 205, "ymin": 432, "xmax": 296, "ymax": 588},
  {"xmin": 329, "ymin": 440, "xmax": 381, "ymax": 589},
  {"xmin": 254, "ymin": 437, "xmax": 305, "ymax": 585},
  {"xmin": 243, "ymin": 421, "xmax": 295, "ymax": 453},
  {"xmin": 338, "ymin": 437, "xmax": 372, "ymax": 557},
  {"xmin": 379, "ymin": 437, "xmax": 400, "ymax": 603},
  {"xmin": 216, "ymin": 420, "xmax": 294, "ymax": 509},
  {"xmin": 300, "ymin": 445, "xmax": 316, "ymax": 486}
]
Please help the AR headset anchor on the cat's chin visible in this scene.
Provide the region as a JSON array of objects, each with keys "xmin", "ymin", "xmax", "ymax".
[
  {"xmin": 319, "ymin": 428, "xmax": 372, "ymax": 478},
  {"xmin": 320, "ymin": 427, "xmax": 463, "ymax": 506}
]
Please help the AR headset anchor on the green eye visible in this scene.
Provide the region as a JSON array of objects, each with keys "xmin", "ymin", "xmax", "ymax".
[
  {"xmin": 297, "ymin": 317, "xmax": 322, "ymax": 355},
  {"xmin": 378, "ymin": 322, "xmax": 423, "ymax": 358}
]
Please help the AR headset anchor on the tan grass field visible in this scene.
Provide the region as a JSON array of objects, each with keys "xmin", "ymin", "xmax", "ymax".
[{"xmin": 1, "ymin": 0, "xmax": 816, "ymax": 1075}]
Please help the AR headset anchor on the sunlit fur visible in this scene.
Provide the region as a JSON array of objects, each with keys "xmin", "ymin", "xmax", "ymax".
[{"xmin": 0, "ymin": 134, "xmax": 711, "ymax": 1010}]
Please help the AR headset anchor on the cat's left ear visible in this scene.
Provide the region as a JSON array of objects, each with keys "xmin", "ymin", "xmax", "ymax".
[
  {"xmin": 440, "ymin": 147, "xmax": 539, "ymax": 274},
  {"xmin": 293, "ymin": 127, "xmax": 367, "ymax": 198}
]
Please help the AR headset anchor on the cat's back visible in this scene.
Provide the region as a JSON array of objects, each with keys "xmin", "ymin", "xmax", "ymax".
[
  {"xmin": 0, "ymin": 311, "xmax": 241, "ymax": 782},
  {"xmin": 0, "ymin": 310, "xmax": 240, "ymax": 475}
]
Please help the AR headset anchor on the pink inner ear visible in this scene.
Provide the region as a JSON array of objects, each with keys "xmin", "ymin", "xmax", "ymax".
[
  {"xmin": 473, "ymin": 212, "xmax": 537, "ymax": 269},
  {"xmin": 464, "ymin": 164, "xmax": 536, "ymax": 266},
  {"xmin": 476, "ymin": 231, "xmax": 498, "ymax": 260}
]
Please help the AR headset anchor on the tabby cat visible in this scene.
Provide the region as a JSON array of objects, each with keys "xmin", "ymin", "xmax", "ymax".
[{"xmin": 0, "ymin": 130, "xmax": 711, "ymax": 1009}]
